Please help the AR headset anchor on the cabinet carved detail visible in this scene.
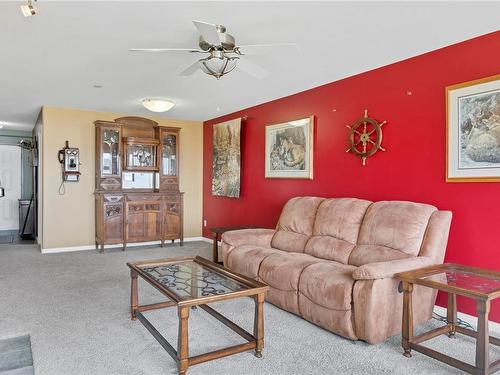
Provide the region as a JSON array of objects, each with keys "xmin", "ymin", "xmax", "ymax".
[
  {"xmin": 94, "ymin": 118, "xmax": 184, "ymax": 252},
  {"xmin": 105, "ymin": 204, "xmax": 122, "ymax": 217}
]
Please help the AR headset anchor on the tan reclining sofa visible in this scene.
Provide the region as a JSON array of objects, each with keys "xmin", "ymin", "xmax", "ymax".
[{"xmin": 221, "ymin": 197, "xmax": 452, "ymax": 344}]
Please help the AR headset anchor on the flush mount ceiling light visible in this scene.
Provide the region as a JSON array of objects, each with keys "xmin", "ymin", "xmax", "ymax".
[
  {"xmin": 21, "ymin": 0, "xmax": 37, "ymax": 17},
  {"xmin": 141, "ymin": 98, "xmax": 175, "ymax": 113}
]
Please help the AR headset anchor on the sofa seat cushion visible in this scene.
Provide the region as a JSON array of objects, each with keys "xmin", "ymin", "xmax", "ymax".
[
  {"xmin": 258, "ymin": 253, "xmax": 321, "ymax": 291},
  {"xmin": 226, "ymin": 245, "xmax": 281, "ymax": 280},
  {"xmin": 298, "ymin": 261, "xmax": 356, "ymax": 311},
  {"xmin": 258, "ymin": 252, "xmax": 321, "ymax": 315},
  {"xmin": 271, "ymin": 197, "xmax": 324, "ymax": 253},
  {"xmin": 349, "ymin": 201, "xmax": 437, "ymax": 266},
  {"xmin": 298, "ymin": 261, "xmax": 358, "ymax": 340},
  {"xmin": 305, "ymin": 198, "xmax": 371, "ymax": 263}
]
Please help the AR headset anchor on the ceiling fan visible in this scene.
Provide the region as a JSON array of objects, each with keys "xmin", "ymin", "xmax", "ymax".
[{"xmin": 130, "ymin": 20, "xmax": 298, "ymax": 79}]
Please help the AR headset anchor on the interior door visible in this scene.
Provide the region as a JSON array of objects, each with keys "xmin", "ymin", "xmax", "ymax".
[{"xmin": 0, "ymin": 145, "xmax": 21, "ymax": 231}]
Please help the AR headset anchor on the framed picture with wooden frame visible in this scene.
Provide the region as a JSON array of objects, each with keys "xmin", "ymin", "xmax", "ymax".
[
  {"xmin": 446, "ymin": 74, "xmax": 500, "ymax": 182},
  {"xmin": 265, "ymin": 115, "xmax": 314, "ymax": 179}
]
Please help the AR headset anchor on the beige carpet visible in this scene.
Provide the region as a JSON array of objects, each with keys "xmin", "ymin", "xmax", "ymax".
[{"xmin": 0, "ymin": 242, "xmax": 498, "ymax": 375}]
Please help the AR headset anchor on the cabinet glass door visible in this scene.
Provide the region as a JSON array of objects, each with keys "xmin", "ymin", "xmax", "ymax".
[
  {"xmin": 102, "ymin": 128, "xmax": 120, "ymax": 176},
  {"xmin": 162, "ymin": 134, "xmax": 177, "ymax": 176},
  {"xmin": 126, "ymin": 144, "xmax": 156, "ymax": 168}
]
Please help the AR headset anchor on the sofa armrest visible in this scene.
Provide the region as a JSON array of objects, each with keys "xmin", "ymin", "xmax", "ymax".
[
  {"xmin": 352, "ymin": 256, "xmax": 435, "ymax": 280},
  {"xmin": 221, "ymin": 228, "xmax": 276, "ymax": 248}
]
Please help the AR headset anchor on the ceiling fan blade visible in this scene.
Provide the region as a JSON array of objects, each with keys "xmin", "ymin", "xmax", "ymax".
[
  {"xmin": 130, "ymin": 48, "xmax": 203, "ymax": 53},
  {"xmin": 235, "ymin": 43, "xmax": 299, "ymax": 55},
  {"xmin": 179, "ymin": 60, "xmax": 201, "ymax": 76},
  {"xmin": 236, "ymin": 57, "xmax": 270, "ymax": 79},
  {"xmin": 192, "ymin": 20, "xmax": 221, "ymax": 45}
]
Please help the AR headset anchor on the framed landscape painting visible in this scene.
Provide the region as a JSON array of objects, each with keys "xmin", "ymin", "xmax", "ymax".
[
  {"xmin": 212, "ymin": 118, "xmax": 241, "ymax": 197},
  {"xmin": 265, "ymin": 116, "xmax": 314, "ymax": 179},
  {"xmin": 446, "ymin": 74, "xmax": 500, "ymax": 182}
]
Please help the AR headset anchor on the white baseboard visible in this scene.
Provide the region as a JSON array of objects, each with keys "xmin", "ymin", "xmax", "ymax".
[
  {"xmin": 41, "ymin": 236, "xmax": 208, "ymax": 254},
  {"xmin": 433, "ymin": 305, "xmax": 500, "ymax": 335}
]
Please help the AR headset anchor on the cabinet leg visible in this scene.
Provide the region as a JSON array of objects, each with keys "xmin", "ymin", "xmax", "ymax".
[
  {"xmin": 100, "ymin": 244, "xmax": 104, "ymax": 253},
  {"xmin": 160, "ymin": 240, "xmax": 165, "ymax": 248},
  {"xmin": 180, "ymin": 238, "xmax": 184, "ymax": 247},
  {"xmin": 95, "ymin": 242, "xmax": 98, "ymax": 251}
]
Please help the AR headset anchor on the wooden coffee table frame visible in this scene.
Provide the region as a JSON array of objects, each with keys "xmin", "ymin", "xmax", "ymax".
[
  {"xmin": 127, "ymin": 256, "xmax": 269, "ymax": 375},
  {"xmin": 396, "ymin": 263, "xmax": 500, "ymax": 375}
]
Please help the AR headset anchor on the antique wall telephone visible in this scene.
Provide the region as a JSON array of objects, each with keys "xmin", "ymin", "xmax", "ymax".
[{"xmin": 58, "ymin": 141, "xmax": 81, "ymax": 194}]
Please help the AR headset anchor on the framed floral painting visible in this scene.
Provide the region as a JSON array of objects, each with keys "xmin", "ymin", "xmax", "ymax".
[
  {"xmin": 446, "ymin": 74, "xmax": 500, "ymax": 182},
  {"xmin": 265, "ymin": 116, "xmax": 314, "ymax": 179}
]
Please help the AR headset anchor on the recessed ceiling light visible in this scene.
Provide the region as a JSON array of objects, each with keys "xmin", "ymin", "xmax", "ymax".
[
  {"xmin": 216, "ymin": 107, "xmax": 220, "ymax": 112},
  {"xmin": 141, "ymin": 98, "xmax": 175, "ymax": 113}
]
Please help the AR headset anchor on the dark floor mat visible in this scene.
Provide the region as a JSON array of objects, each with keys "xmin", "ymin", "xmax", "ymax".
[{"xmin": 0, "ymin": 335, "xmax": 34, "ymax": 375}]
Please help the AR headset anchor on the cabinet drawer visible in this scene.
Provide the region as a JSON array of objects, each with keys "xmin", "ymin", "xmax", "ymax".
[
  {"xmin": 104, "ymin": 195, "xmax": 123, "ymax": 203},
  {"xmin": 163, "ymin": 195, "xmax": 181, "ymax": 204}
]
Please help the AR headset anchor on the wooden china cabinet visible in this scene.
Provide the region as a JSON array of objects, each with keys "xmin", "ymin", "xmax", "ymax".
[{"xmin": 94, "ymin": 116, "xmax": 183, "ymax": 252}]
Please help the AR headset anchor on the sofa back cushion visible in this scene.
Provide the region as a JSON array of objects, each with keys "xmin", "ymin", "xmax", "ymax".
[
  {"xmin": 348, "ymin": 201, "xmax": 437, "ymax": 266},
  {"xmin": 271, "ymin": 197, "xmax": 324, "ymax": 253},
  {"xmin": 304, "ymin": 198, "xmax": 372, "ymax": 264}
]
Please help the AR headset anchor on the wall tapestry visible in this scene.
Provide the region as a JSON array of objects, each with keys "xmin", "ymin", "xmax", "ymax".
[
  {"xmin": 212, "ymin": 118, "xmax": 241, "ymax": 197},
  {"xmin": 265, "ymin": 116, "xmax": 314, "ymax": 179},
  {"xmin": 447, "ymin": 74, "xmax": 500, "ymax": 182}
]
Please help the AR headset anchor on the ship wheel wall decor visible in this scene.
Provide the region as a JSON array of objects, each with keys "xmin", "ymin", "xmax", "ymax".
[{"xmin": 346, "ymin": 110, "xmax": 387, "ymax": 165}]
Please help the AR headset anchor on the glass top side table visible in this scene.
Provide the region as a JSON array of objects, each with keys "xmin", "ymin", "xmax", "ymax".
[{"xmin": 396, "ymin": 263, "xmax": 500, "ymax": 375}]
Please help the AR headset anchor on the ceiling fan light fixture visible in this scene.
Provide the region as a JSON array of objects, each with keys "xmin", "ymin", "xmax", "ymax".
[
  {"xmin": 141, "ymin": 98, "xmax": 175, "ymax": 113},
  {"xmin": 200, "ymin": 55, "xmax": 238, "ymax": 79}
]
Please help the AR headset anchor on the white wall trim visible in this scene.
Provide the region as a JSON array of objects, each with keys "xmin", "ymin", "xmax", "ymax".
[
  {"xmin": 433, "ymin": 305, "xmax": 500, "ymax": 335},
  {"xmin": 41, "ymin": 237, "xmax": 208, "ymax": 254}
]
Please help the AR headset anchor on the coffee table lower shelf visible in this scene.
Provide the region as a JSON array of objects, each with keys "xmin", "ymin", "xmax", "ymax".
[
  {"xmin": 133, "ymin": 301, "xmax": 262, "ymax": 375},
  {"xmin": 405, "ymin": 324, "xmax": 500, "ymax": 374}
]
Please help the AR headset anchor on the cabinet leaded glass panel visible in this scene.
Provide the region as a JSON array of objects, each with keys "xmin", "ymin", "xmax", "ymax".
[
  {"xmin": 127, "ymin": 144, "xmax": 156, "ymax": 168},
  {"xmin": 162, "ymin": 134, "xmax": 177, "ymax": 176},
  {"xmin": 102, "ymin": 129, "xmax": 120, "ymax": 176}
]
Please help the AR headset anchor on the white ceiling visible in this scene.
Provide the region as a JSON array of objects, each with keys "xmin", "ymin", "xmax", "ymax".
[{"xmin": 0, "ymin": 1, "xmax": 499, "ymax": 130}]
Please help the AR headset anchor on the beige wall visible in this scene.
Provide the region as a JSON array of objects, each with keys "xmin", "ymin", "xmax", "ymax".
[{"xmin": 40, "ymin": 106, "xmax": 203, "ymax": 250}]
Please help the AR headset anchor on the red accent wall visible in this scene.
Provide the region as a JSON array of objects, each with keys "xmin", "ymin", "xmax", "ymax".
[{"xmin": 203, "ymin": 31, "xmax": 500, "ymax": 321}]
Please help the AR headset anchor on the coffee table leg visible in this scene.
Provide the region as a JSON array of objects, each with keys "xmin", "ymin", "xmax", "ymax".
[
  {"xmin": 402, "ymin": 281, "xmax": 414, "ymax": 358},
  {"xmin": 476, "ymin": 299, "xmax": 490, "ymax": 374},
  {"xmin": 253, "ymin": 293, "xmax": 265, "ymax": 358},
  {"xmin": 447, "ymin": 293, "xmax": 457, "ymax": 338},
  {"xmin": 130, "ymin": 270, "xmax": 138, "ymax": 320},
  {"xmin": 178, "ymin": 306, "xmax": 190, "ymax": 375}
]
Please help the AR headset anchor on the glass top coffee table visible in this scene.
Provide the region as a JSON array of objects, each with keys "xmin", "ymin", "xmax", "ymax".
[
  {"xmin": 396, "ymin": 263, "xmax": 500, "ymax": 375},
  {"xmin": 127, "ymin": 256, "xmax": 269, "ymax": 375}
]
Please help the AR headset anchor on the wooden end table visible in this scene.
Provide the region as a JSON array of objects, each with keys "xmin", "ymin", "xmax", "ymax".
[
  {"xmin": 396, "ymin": 263, "xmax": 500, "ymax": 375},
  {"xmin": 210, "ymin": 226, "xmax": 255, "ymax": 264},
  {"xmin": 127, "ymin": 256, "xmax": 268, "ymax": 375}
]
